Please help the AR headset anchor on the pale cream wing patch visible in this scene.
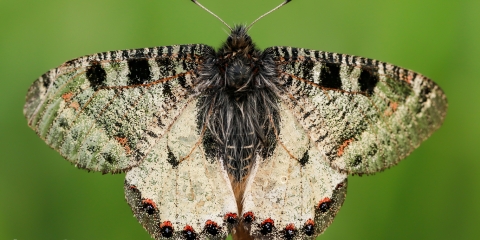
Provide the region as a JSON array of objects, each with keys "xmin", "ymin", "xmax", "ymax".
[
  {"xmin": 24, "ymin": 45, "xmax": 208, "ymax": 173},
  {"xmin": 124, "ymin": 99, "xmax": 238, "ymax": 240},
  {"xmin": 270, "ymin": 46, "xmax": 447, "ymax": 175},
  {"xmin": 241, "ymin": 102, "xmax": 347, "ymax": 239}
]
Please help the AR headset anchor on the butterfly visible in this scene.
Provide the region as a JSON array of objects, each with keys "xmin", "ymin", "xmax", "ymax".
[{"xmin": 24, "ymin": 1, "xmax": 447, "ymax": 239}]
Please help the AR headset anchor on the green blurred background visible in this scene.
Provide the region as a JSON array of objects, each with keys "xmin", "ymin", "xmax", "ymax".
[{"xmin": 1, "ymin": 0, "xmax": 478, "ymax": 239}]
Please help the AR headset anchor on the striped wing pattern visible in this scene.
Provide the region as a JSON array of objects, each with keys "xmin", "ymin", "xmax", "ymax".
[
  {"xmin": 24, "ymin": 44, "xmax": 208, "ymax": 173},
  {"xmin": 270, "ymin": 46, "xmax": 447, "ymax": 175}
]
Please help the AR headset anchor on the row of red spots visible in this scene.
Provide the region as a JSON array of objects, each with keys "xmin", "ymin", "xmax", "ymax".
[
  {"xmin": 158, "ymin": 220, "xmax": 223, "ymax": 238},
  {"xmin": 261, "ymin": 218, "xmax": 316, "ymax": 238}
]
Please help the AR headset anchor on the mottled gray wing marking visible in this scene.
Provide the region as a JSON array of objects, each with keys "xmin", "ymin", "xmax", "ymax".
[
  {"xmin": 269, "ymin": 46, "xmax": 447, "ymax": 174},
  {"xmin": 241, "ymin": 102, "xmax": 347, "ymax": 239},
  {"xmin": 24, "ymin": 44, "xmax": 210, "ymax": 173},
  {"xmin": 124, "ymin": 99, "xmax": 238, "ymax": 240}
]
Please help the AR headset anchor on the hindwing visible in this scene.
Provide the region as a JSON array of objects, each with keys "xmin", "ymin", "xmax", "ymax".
[
  {"xmin": 240, "ymin": 102, "xmax": 347, "ymax": 239},
  {"xmin": 124, "ymin": 99, "xmax": 238, "ymax": 239}
]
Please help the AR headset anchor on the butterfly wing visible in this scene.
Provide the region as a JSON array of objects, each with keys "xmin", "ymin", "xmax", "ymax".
[
  {"xmin": 269, "ymin": 46, "xmax": 447, "ymax": 174},
  {"xmin": 24, "ymin": 44, "xmax": 209, "ymax": 173},
  {"xmin": 240, "ymin": 102, "xmax": 347, "ymax": 239},
  {"xmin": 124, "ymin": 98, "xmax": 238, "ymax": 240}
]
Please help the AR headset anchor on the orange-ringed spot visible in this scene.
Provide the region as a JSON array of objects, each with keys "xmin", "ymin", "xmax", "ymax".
[
  {"xmin": 160, "ymin": 221, "xmax": 174, "ymax": 238},
  {"xmin": 204, "ymin": 220, "xmax": 220, "ymax": 236},
  {"xmin": 182, "ymin": 225, "xmax": 196, "ymax": 240},
  {"xmin": 243, "ymin": 211, "xmax": 255, "ymax": 223},
  {"xmin": 317, "ymin": 197, "xmax": 332, "ymax": 213},
  {"xmin": 303, "ymin": 219, "xmax": 315, "ymax": 236},
  {"xmin": 141, "ymin": 199, "xmax": 157, "ymax": 215},
  {"xmin": 224, "ymin": 212, "xmax": 238, "ymax": 224},
  {"xmin": 283, "ymin": 223, "xmax": 296, "ymax": 240},
  {"xmin": 260, "ymin": 218, "xmax": 274, "ymax": 235}
]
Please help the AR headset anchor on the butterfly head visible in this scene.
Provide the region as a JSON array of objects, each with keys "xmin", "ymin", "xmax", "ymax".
[{"xmin": 216, "ymin": 26, "xmax": 263, "ymax": 93}]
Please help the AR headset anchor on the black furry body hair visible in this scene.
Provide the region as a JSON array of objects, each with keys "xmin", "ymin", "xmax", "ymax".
[{"xmin": 196, "ymin": 26, "xmax": 281, "ymax": 181}]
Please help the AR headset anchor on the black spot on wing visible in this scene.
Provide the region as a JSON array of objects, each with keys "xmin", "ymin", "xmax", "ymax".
[
  {"xmin": 351, "ymin": 155, "xmax": 362, "ymax": 167},
  {"xmin": 320, "ymin": 63, "xmax": 342, "ymax": 89},
  {"xmin": 162, "ymin": 81, "xmax": 173, "ymax": 98},
  {"xmin": 299, "ymin": 149, "xmax": 309, "ymax": 166},
  {"xmin": 166, "ymin": 146, "xmax": 179, "ymax": 168},
  {"xmin": 127, "ymin": 58, "xmax": 151, "ymax": 85},
  {"xmin": 282, "ymin": 47, "xmax": 290, "ymax": 61},
  {"xmin": 358, "ymin": 67, "xmax": 379, "ymax": 95},
  {"xmin": 86, "ymin": 61, "xmax": 107, "ymax": 91},
  {"xmin": 291, "ymin": 47, "xmax": 298, "ymax": 61},
  {"xmin": 297, "ymin": 60, "xmax": 314, "ymax": 81}
]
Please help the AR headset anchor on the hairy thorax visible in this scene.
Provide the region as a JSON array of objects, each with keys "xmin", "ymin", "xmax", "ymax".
[{"xmin": 195, "ymin": 26, "xmax": 281, "ymax": 182}]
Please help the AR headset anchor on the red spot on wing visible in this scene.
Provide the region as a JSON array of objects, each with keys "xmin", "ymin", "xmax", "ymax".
[
  {"xmin": 141, "ymin": 198, "xmax": 157, "ymax": 215},
  {"xmin": 62, "ymin": 92, "xmax": 74, "ymax": 102},
  {"xmin": 224, "ymin": 212, "xmax": 238, "ymax": 224},
  {"xmin": 161, "ymin": 221, "xmax": 173, "ymax": 228},
  {"xmin": 69, "ymin": 101, "xmax": 80, "ymax": 110},
  {"xmin": 204, "ymin": 220, "xmax": 220, "ymax": 236},
  {"xmin": 390, "ymin": 101, "xmax": 398, "ymax": 111},
  {"xmin": 303, "ymin": 219, "xmax": 315, "ymax": 236},
  {"xmin": 283, "ymin": 223, "xmax": 296, "ymax": 239},
  {"xmin": 384, "ymin": 101, "xmax": 399, "ymax": 117},
  {"xmin": 305, "ymin": 219, "xmax": 315, "ymax": 226},
  {"xmin": 242, "ymin": 211, "xmax": 255, "ymax": 223},
  {"xmin": 285, "ymin": 223, "xmax": 295, "ymax": 231},
  {"xmin": 182, "ymin": 225, "xmax": 197, "ymax": 239},
  {"xmin": 115, "ymin": 136, "xmax": 131, "ymax": 154},
  {"xmin": 261, "ymin": 218, "xmax": 274, "ymax": 225},
  {"xmin": 184, "ymin": 225, "xmax": 195, "ymax": 232},
  {"xmin": 205, "ymin": 220, "xmax": 218, "ymax": 226},
  {"xmin": 260, "ymin": 218, "xmax": 275, "ymax": 235},
  {"xmin": 318, "ymin": 197, "xmax": 331, "ymax": 206},
  {"xmin": 337, "ymin": 139, "xmax": 354, "ymax": 156},
  {"xmin": 317, "ymin": 197, "xmax": 332, "ymax": 213},
  {"xmin": 160, "ymin": 221, "xmax": 174, "ymax": 238}
]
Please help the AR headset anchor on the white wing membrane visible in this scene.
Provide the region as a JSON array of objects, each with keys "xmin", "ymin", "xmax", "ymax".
[
  {"xmin": 125, "ymin": 99, "xmax": 238, "ymax": 239},
  {"xmin": 242, "ymin": 102, "xmax": 347, "ymax": 239}
]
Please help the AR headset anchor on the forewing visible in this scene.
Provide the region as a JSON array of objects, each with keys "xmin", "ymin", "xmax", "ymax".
[
  {"xmin": 24, "ymin": 44, "xmax": 210, "ymax": 173},
  {"xmin": 269, "ymin": 46, "xmax": 447, "ymax": 174},
  {"xmin": 241, "ymin": 102, "xmax": 347, "ymax": 239},
  {"xmin": 124, "ymin": 99, "xmax": 238, "ymax": 240}
]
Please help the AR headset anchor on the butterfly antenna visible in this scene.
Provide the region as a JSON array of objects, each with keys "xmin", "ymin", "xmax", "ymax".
[
  {"xmin": 247, "ymin": 0, "xmax": 292, "ymax": 30},
  {"xmin": 191, "ymin": 0, "xmax": 232, "ymax": 31}
]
